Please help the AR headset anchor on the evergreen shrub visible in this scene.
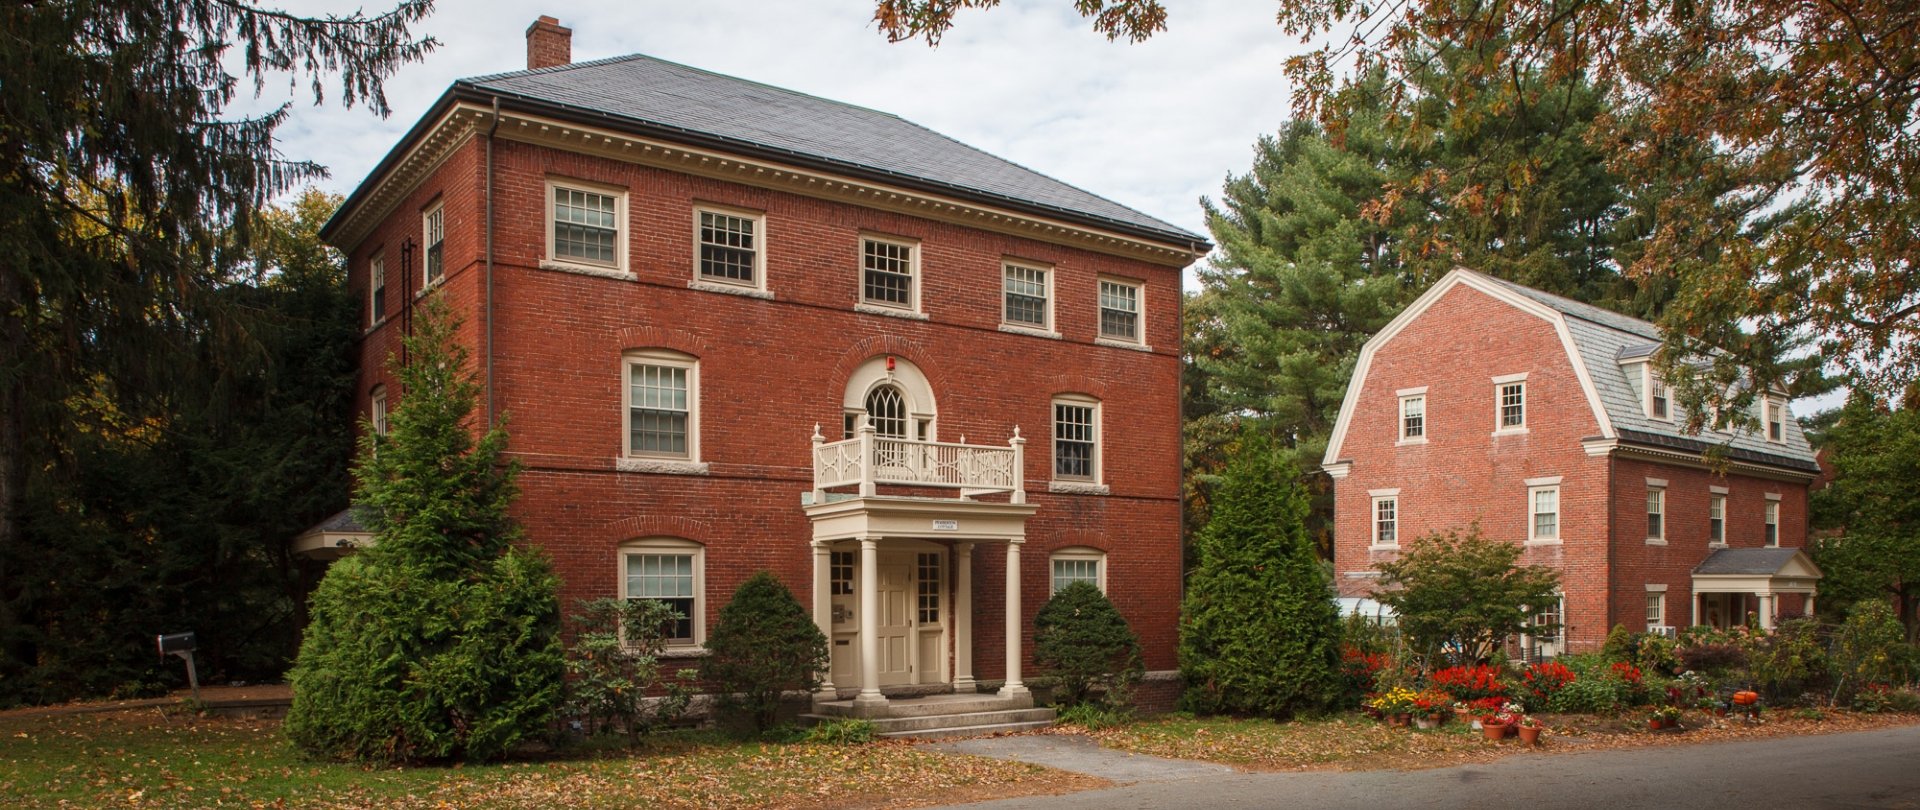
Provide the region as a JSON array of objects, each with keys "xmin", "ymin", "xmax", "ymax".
[
  {"xmin": 1179, "ymin": 437, "xmax": 1342, "ymax": 718},
  {"xmin": 704, "ymin": 571, "xmax": 828, "ymax": 732},
  {"xmin": 1034, "ymin": 581, "xmax": 1145, "ymax": 709},
  {"xmin": 561, "ymin": 598, "xmax": 696, "ymax": 740}
]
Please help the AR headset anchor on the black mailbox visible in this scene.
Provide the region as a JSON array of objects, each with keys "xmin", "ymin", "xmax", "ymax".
[{"xmin": 157, "ymin": 632, "xmax": 197, "ymax": 657}]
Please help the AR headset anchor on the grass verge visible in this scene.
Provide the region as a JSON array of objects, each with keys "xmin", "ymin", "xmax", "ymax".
[{"xmin": 0, "ymin": 710, "xmax": 1100, "ymax": 809}]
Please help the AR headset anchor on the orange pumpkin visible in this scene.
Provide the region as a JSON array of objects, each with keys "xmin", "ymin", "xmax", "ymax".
[{"xmin": 1732, "ymin": 690, "xmax": 1760, "ymax": 705}]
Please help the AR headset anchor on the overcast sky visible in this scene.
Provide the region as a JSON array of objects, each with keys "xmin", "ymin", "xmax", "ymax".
[{"xmin": 262, "ymin": 0, "xmax": 1318, "ymax": 254}]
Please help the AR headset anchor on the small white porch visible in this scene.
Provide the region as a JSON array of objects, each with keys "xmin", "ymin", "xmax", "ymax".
[
  {"xmin": 803, "ymin": 424, "xmax": 1039, "ymax": 718},
  {"xmin": 1691, "ymin": 548, "xmax": 1823, "ymax": 631}
]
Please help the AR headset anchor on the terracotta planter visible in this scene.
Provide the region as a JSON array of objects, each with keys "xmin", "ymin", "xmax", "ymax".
[
  {"xmin": 1389, "ymin": 713, "xmax": 1411, "ymax": 728},
  {"xmin": 1517, "ymin": 725, "xmax": 1542, "ymax": 746},
  {"xmin": 1453, "ymin": 708, "xmax": 1474, "ymax": 724},
  {"xmin": 1481, "ymin": 721, "xmax": 1507, "ymax": 741}
]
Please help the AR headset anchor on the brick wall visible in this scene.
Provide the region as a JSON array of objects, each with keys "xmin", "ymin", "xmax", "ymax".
[
  {"xmin": 1331, "ymin": 283, "xmax": 1610, "ymax": 650},
  {"xmin": 341, "ymin": 135, "xmax": 1188, "ymax": 675}
]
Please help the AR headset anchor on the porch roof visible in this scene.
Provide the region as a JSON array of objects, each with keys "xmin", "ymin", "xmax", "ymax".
[
  {"xmin": 1690, "ymin": 548, "xmax": 1822, "ymax": 595},
  {"xmin": 289, "ymin": 506, "xmax": 375, "ymax": 561}
]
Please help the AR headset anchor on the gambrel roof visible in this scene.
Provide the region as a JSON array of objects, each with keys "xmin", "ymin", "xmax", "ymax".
[{"xmin": 1324, "ymin": 268, "xmax": 1819, "ymax": 475}]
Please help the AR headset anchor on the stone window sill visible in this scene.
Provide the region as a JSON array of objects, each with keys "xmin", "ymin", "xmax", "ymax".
[
  {"xmin": 1095, "ymin": 337, "xmax": 1153, "ymax": 352},
  {"xmin": 998, "ymin": 323, "xmax": 1061, "ymax": 340},
  {"xmin": 1646, "ymin": 538, "xmax": 1668, "ymax": 546},
  {"xmin": 1524, "ymin": 538, "xmax": 1563, "ymax": 546},
  {"xmin": 539, "ymin": 260, "xmax": 636, "ymax": 281},
  {"xmin": 1396, "ymin": 437, "xmax": 1429, "ymax": 446},
  {"xmin": 1368, "ymin": 544, "xmax": 1400, "ymax": 552},
  {"xmin": 614, "ymin": 458, "xmax": 710, "ymax": 475},
  {"xmin": 1048, "ymin": 481, "xmax": 1110, "ymax": 496},
  {"xmin": 1492, "ymin": 427, "xmax": 1531, "ymax": 437},
  {"xmin": 688, "ymin": 279, "xmax": 773, "ymax": 299},
  {"xmin": 854, "ymin": 302, "xmax": 928, "ymax": 321},
  {"xmin": 657, "ymin": 645, "xmax": 709, "ymax": 659}
]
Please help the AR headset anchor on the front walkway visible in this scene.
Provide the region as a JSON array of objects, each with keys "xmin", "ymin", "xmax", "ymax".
[{"xmin": 926, "ymin": 733, "xmax": 1234, "ymax": 784}]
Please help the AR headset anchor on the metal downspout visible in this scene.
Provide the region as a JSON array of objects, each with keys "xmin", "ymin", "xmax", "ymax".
[{"xmin": 486, "ymin": 96, "xmax": 500, "ymax": 426}]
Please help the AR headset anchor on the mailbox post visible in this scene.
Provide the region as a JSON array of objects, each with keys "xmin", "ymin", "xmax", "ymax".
[{"xmin": 156, "ymin": 632, "xmax": 199, "ymax": 701}]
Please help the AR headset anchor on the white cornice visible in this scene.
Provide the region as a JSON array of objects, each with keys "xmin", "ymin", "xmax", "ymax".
[
  {"xmin": 327, "ymin": 103, "xmax": 1205, "ymax": 267},
  {"xmin": 1611, "ymin": 443, "xmax": 1818, "ymax": 483}
]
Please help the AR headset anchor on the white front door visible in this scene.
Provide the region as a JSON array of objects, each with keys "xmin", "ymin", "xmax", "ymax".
[
  {"xmin": 876, "ymin": 552, "xmax": 916, "ymax": 686},
  {"xmin": 827, "ymin": 543, "xmax": 948, "ymax": 689}
]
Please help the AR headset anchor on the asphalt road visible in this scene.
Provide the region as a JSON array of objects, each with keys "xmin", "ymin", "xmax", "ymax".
[{"xmin": 939, "ymin": 724, "xmax": 1920, "ymax": 809}]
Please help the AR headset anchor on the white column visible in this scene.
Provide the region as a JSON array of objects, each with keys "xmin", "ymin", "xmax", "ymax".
[
  {"xmin": 1757, "ymin": 593, "xmax": 1775, "ymax": 631},
  {"xmin": 954, "ymin": 542, "xmax": 975, "ymax": 691},
  {"xmin": 999, "ymin": 539, "xmax": 1029, "ymax": 699},
  {"xmin": 811, "ymin": 540, "xmax": 834, "ymax": 695},
  {"xmin": 854, "ymin": 537, "xmax": 886, "ymax": 709},
  {"xmin": 1805, "ymin": 592, "xmax": 1816, "ymax": 617}
]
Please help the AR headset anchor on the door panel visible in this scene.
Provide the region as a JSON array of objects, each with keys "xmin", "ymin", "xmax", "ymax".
[{"xmin": 877, "ymin": 554, "xmax": 914, "ymax": 685}]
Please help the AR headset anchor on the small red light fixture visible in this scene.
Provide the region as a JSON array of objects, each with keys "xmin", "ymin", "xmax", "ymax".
[{"xmin": 886, "ymin": 355, "xmax": 896, "ymax": 371}]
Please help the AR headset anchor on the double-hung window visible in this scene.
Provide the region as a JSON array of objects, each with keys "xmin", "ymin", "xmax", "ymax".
[
  {"xmin": 550, "ymin": 183, "xmax": 621, "ymax": 268},
  {"xmin": 1648, "ymin": 373, "xmax": 1671, "ymax": 420},
  {"xmin": 1002, "ymin": 262, "xmax": 1050, "ymax": 330},
  {"xmin": 1372, "ymin": 494, "xmax": 1398, "ymax": 547},
  {"xmin": 1709, "ymin": 493, "xmax": 1727, "ymax": 545},
  {"xmin": 1399, "ymin": 392, "xmax": 1426, "ymax": 441},
  {"xmin": 1050, "ymin": 547, "xmax": 1106, "ymax": 594},
  {"xmin": 369, "ymin": 386, "xmax": 388, "ymax": 436},
  {"xmin": 1097, "ymin": 278, "xmax": 1142, "ymax": 343},
  {"xmin": 860, "ymin": 236, "xmax": 917, "ymax": 310},
  {"xmin": 422, "ymin": 201, "xmax": 445, "ymax": 285},
  {"xmin": 1052, "ymin": 396, "xmax": 1100, "ymax": 483},
  {"xmin": 1764, "ymin": 500, "xmax": 1780, "ymax": 546},
  {"xmin": 1646, "ymin": 589, "xmax": 1667, "ymax": 630},
  {"xmin": 1530, "ymin": 484, "xmax": 1560, "ymax": 542},
  {"xmin": 622, "ymin": 538, "xmax": 704, "ymax": 646},
  {"xmin": 368, "ymin": 254, "xmax": 386, "ymax": 326},
  {"xmin": 696, "ymin": 206, "xmax": 762, "ymax": 288},
  {"xmin": 1646, "ymin": 486, "xmax": 1666, "ymax": 542},
  {"xmin": 1496, "ymin": 378, "xmax": 1527, "ymax": 431},
  {"xmin": 1765, "ymin": 398, "xmax": 1786, "ymax": 442},
  {"xmin": 624, "ymin": 350, "xmax": 698, "ymax": 461}
]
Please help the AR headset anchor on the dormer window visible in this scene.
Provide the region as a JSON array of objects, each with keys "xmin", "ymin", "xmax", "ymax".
[
  {"xmin": 1765, "ymin": 397, "xmax": 1786, "ymax": 442},
  {"xmin": 1648, "ymin": 374, "xmax": 1670, "ymax": 421}
]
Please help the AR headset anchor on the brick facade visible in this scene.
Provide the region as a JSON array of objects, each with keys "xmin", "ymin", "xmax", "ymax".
[
  {"xmin": 1327, "ymin": 273, "xmax": 1816, "ymax": 653},
  {"xmin": 333, "ymin": 72, "xmax": 1194, "ymax": 682}
]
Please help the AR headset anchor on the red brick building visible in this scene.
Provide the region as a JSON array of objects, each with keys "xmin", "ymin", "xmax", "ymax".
[
  {"xmin": 1321, "ymin": 269, "xmax": 1822, "ymax": 655},
  {"xmin": 299, "ymin": 19, "xmax": 1206, "ymax": 720}
]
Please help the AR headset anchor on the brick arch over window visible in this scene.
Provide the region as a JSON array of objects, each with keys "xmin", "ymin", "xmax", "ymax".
[
  {"xmin": 1044, "ymin": 373, "xmax": 1109, "ymax": 402},
  {"xmin": 827, "ymin": 335, "xmax": 942, "ymax": 392},
  {"xmin": 615, "ymin": 325, "xmax": 711, "ymax": 357},
  {"xmin": 602, "ymin": 514, "xmax": 715, "ymax": 546}
]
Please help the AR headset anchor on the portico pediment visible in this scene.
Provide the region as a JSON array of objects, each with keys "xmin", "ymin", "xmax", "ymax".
[{"xmin": 802, "ymin": 495, "xmax": 1038, "ymax": 543}]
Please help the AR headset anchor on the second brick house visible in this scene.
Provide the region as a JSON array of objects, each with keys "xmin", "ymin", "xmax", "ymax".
[{"xmin": 1322, "ymin": 269, "xmax": 1823, "ymax": 655}]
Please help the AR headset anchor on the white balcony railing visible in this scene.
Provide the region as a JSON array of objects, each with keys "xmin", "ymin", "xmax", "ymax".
[{"xmin": 811, "ymin": 424, "xmax": 1026, "ymax": 503}]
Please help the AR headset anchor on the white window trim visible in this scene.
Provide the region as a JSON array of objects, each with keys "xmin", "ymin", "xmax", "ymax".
[
  {"xmin": 691, "ymin": 202, "xmax": 767, "ymax": 293},
  {"xmin": 1493, "ymin": 374, "xmax": 1528, "ymax": 434},
  {"xmin": 421, "ymin": 200, "xmax": 445, "ymax": 288},
  {"xmin": 369, "ymin": 385, "xmax": 388, "ymax": 436},
  {"xmin": 367, "ymin": 252, "xmax": 387, "ymax": 328},
  {"xmin": 1646, "ymin": 485, "xmax": 1667, "ymax": 545},
  {"xmin": 1644, "ymin": 365, "xmax": 1673, "ymax": 422},
  {"xmin": 1048, "ymin": 394, "xmax": 1105, "ymax": 492},
  {"xmin": 542, "ymin": 177, "xmax": 632, "ymax": 279},
  {"xmin": 1708, "ymin": 492, "xmax": 1728, "ymax": 547},
  {"xmin": 1095, "ymin": 276, "xmax": 1147, "ymax": 348},
  {"xmin": 1528, "ymin": 483, "xmax": 1562, "ymax": 544},
  {"xmin": 1000, "ymin": 259, "xmax": 1056, "ymax": 335},
  {"xmin": 1646, "ymin": 590, "xmax": 1666, "ymax": 629},
  {"xmin": 1763, "ymin": 396, "xmax": 1787, "ymax": 443},
  {"xmin": 620, "ymin": 349, "xmax": 704, "ymax": 472},
  {"xmin": 619, "ymin": 537, "xmax": 707, "ymax": 649},
  {"xmin": 1049, "ymin": 546, "xmax": 1107, "ymax": 595},
  {"xmin": 1370, "ymin": 494, "xmax": 1399, "ymax": 549},
  {"xmin": 858, "ymin": 233, "xmax": 922, "ymax": 314},
  {"xmin": 1764, "ymin": 500, "xmax": 1781, "ymax": 547},
  {"xmin": 1398, "ymin": 393, "xmax": 1428, "ymax": 444}
]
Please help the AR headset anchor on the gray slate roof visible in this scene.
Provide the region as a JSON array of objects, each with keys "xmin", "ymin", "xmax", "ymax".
[
  {"xmin": 1693, "ymin": 547, "xmax": 1809, "ymax": 576},
  {"xmin": 458, "ymin": 54, "xmax": 1204, "ymax": 246},
  {"xmin": 1474, "ymin": 272, "xmax": 1818, "ymax": 471},
  {"xmin": 307, "ymin": 507, "xmax": 370, "ymax": 535}
]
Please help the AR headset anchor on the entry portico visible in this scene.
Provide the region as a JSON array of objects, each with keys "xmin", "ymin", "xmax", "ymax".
[
  {"xmin": 1690, "ymin": 547, "xmax": 1823, "ymax": 630},
  {"xmin": 804, "ymin": 424, "xmax": 1040, "ymax": 716}
]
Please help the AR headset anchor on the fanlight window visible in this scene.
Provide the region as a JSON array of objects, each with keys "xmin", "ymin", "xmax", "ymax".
[{"xmin": 865, "ymin": 385, "xmax": 907, "ymax": 439}]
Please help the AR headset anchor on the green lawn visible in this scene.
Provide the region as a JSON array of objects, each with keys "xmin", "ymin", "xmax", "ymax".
[{"xmin": 0, "ymin": 710, "xmax": 1094, "ymax": 809}]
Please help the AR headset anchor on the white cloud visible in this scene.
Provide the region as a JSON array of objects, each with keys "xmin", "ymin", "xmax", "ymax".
[{"xmin": 246, "ymin": 0, "xmax": 1322, "ymax": 286}]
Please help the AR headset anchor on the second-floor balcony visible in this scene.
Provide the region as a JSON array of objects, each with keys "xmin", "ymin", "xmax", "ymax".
[{"xmin": 811, "ymin": 425, "xmax": 1026, "ymax": 503}]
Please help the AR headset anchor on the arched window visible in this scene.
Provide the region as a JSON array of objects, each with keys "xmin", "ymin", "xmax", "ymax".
[{"xmin": 865, "ymin": 384, "xmax": 908, "ymax": 439}]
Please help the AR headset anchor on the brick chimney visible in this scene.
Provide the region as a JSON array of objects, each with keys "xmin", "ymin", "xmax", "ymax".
[{"xmin": 526, "ymin": 16, "xmax": 571, "ymax": 70}]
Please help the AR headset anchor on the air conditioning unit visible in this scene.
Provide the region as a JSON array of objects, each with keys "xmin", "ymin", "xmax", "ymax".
[{"xmin": 1650, "ymin": 625, "xmax": 1677, "ymax": 639}]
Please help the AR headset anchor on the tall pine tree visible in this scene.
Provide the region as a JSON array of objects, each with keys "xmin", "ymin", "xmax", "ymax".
[{"xmin": 1179, "ymin": 437, "xmax": 1341, "ymax": 718}]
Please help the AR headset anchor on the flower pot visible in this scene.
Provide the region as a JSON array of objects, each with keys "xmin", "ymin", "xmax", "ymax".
[
  {"xmin": 1503, "ymin": 722, "xmax": 1518, "ymax": 738},
  {"xmin": 1481, "ymin": 721, "xmax": 1507, "ymax": 741},
  {"xmin": 1517, "ymin": 725, "xmax": 1542, "ymax": 746},
  {"xmin": 1389, "ymin": 713, "xmax": 1411, "ymax": 728}
]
